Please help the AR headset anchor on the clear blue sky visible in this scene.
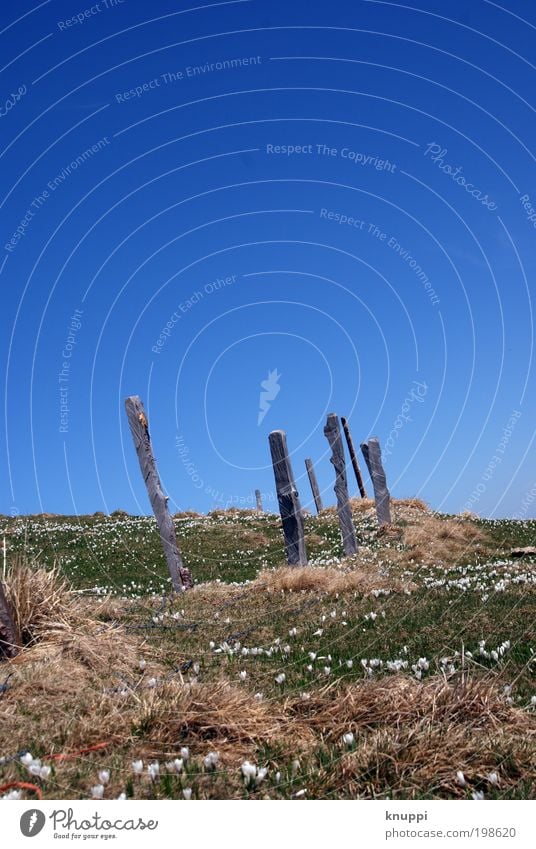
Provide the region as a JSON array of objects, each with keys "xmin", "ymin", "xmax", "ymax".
[{"xmin": 1, "ymin": 0, "xmax": 535, "ymax": 518}]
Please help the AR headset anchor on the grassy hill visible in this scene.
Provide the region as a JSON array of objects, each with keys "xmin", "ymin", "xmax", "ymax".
[{"xmin": 0, "ymin": 501, "xmax": 535, "ymax": 800}]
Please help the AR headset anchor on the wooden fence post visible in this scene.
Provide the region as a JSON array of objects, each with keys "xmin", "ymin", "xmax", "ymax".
[
  {"xmin": 360, "ymin": 437, "xmax": 391, "ymax": 525},
  {"xmin": 268, "ymin": 430, "xmax": 307, "ymax": 566},
  {"xmin": 125, "ymin": 396, "xmax": 193, "ymax": 591},
  {"xmin": 323, "ymin": 413, "xmax": 358, "ymax": 555},
  {"xmin": 255, "ymin": 489, "xmax": 263, "ymax": 511},
  {"xmin": 0, "ymin": 579, "xmax": 19, "ymax": 659},
  {"xmin": 341, "ymin": 416, "xmax": 367, "ymax": 498},
  {"xmin": 305, "ymin": 458, "xmax": 323, "ymax": 513}
]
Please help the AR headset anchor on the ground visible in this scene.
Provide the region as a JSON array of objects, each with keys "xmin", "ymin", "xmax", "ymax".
[{"xmin": 0, "ymin": 500, "xmax": 535, "ymax": 800}]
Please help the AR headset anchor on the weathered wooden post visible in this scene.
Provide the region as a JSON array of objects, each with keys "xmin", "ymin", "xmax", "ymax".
[
  {"xmin": 268, "ymin": 430, "xmax": 307, "ymax": 566},
  {"xmin": 305, "ymin": 458, "xmax": 323, "ymax": 513},
  {"xmin": 361, "ymin": 437, "xmax": 391, "ymax": 525},
  {"xmin": 0, "ymin": 579, "xmax": 19, "ymax": 659},
  {"xmin": 125, "ymin": 396, "xmax": 193, "ymax": 591},
  {"xmin": 323, "ymin": 413, "xmax": 358, "ymax": 555},
  {"xmin": 341, "ymin": 416, "xmax": 367, "ymax": 498},
  {"xmin": 255, "ymin": 489, "xmax": 263, "ymax": 511}
]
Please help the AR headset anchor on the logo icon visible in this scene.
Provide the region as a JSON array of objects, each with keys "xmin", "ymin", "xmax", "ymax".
[
  {"xmin": 20, "ymin": 810, "xmax": 46, "ymax": 837},
  {"xmin": 257, "ymin": 368, "xmax": 281, "ymax": 425}
]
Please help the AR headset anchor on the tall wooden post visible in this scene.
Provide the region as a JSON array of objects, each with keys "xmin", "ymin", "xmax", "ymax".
[
  {"xmin": 125, "ymin": 396, "xmax": 193, "ymax": 591},
  {"xmin": 323, "ymin": 413, "xmax": 358, "ymax": 555},
  {"xmin": 255, "ymin": 489, "xmax": 263, "ymax": 511},
  {"xmin": 268, "ymin": 430, "xmax": 307, "ymax": 566},
  {"xmin": 361, "ymin": 437, "xmax": 391, "ymax": 525},
  {"xmin": 0, "ymin": 579, "xmax": 19, "ymax": 659},
  {"xmin": 305, "ymin": 458, "xmax": 323, "ymax": 513},
  {"xmin": 341, "ymin": 416, "xmax": 367, "ymax": 498}
]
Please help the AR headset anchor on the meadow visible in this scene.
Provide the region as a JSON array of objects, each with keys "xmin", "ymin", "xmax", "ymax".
[{"xmin": 0, "ymin": 500, "xmax": 535, "ymax": 801}]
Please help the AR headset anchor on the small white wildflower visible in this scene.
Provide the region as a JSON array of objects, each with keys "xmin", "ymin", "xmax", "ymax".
[
  {"xmin": 148, "ymin": 761, "xmax": 160, "ymax": 781},
  {"xmin": 239, "ymin": 670, "xmax": 247, "ymax": 681},
  {"xmin": 117, "ymin": 792, "xmax": 127, "ymax": 800},
  {"xmin": 39, "ymin": 765, "xmax": 51, "ymax": 780},
  {"xmin": 139, "ymin": 659, "xmax": 146, "ymax": 671},
  {"xmin": 182, "ymin": 787, "xmax": 192, "ymax": 799},
  {"xmin": 275, "ymin": 673, "xmax": 286, "ymax": 685},
  {"xmin": 91, "ymin": 784, "xmax": 104, "ymax": 799},
  {"xmin": 254, "ymin": 692, "xmax": 264, "ymax": 700},
  {"xmin": 346, "ymin": 659, "xmax": 353, "ymax": 669},
  {"xmin": 131, "ymin": 759, "xmax": 143, "ymax": 775},
  {"xmin": 20, "ymin": 752, "xmax": 34, "ymax": 767},
  {"xmin": 204, "ymin": 751, "xmax": 219, "ymax": 771},
  {"xmin": 147, "ymin": 677, "xmax": 157, "ymax": 689},
  {"xmin": 98, "ymin": 770, "xmax": 110, "ymax": 785},
  {"xmin": 342, "ymin": 732, "xmax": 355, "ymax": 747},
  {"xmin": 180, "ymin": 747, "xmax": 189, "ymax": 762},
  {"xmin": 472, "ymin": 791, "xmax": 485, "ymax": 800},
  {"xmin": 456, "ymin": 770, "xmax": 466, "ymax": 787},
  {"xmin": 487, "ymin": 772, "xmax": 499, "ymax": 786}
]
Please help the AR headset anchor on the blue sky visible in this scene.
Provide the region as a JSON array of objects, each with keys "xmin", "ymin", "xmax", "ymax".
[{"xmin": 1, "ymin": 0, "xmax": 535, "ymax": 518}]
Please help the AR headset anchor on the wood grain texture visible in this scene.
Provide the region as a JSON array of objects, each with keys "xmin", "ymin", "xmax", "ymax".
[
  {"xmin": 125, "ymin": 396, "xmax": 193, "ymax": 591},
  {"xmin": 269, "ymin": 430, "xmax": 307, "ymax": 566},
  {"xmin": 361, "ymin": 437, "xmax": 392, "ymax": 525},
  {"xmin": 323, "ymin": 413, "xmax": 358, "ymax": 555},
  {"xmin": 341, "ymin": 416, "xmax": 367, "ymax": 498},
  {"xmin": 0, "ymin": 579, "xmax": 19, "ymax": 659},
  {"xmin": 305, "ymin": 458, "xmax": 323, "ymax": 513}
]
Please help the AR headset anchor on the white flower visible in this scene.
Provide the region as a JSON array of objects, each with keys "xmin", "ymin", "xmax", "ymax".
[
  {"xmin": 1, "ymin": 789, "xmax": 22, "ymax": 799},
  {"xmin": 148, "ymin": 761, "xmax": 160, "ymax": 781},
  {"xmin": 117, "ymin": 792, "xmax": 127, "ymax": 800},
  {"xmin": 139, "ymin": 659, "xmax": 146, "ymax": 671},
  {"xmin": 173, "ymin": 758, "xmax": 183, "ymax": 773},
  {"xmin": 147, "ymin": 677, "xmax": 157, "ymax": 689},
  {"xmin": 313, "ymin": 629, "xmax": 323, "ymax": 637},
  {"xmin": 472, "ymin": 791, "xmax": 485, "ymax": 800},
  {"xmin": 342, "ymin": 732, "xmax": 354, "ymax": 747},
  {"xmin": 530, "ymin": 695, "xmax": 536, "ymax": 706},
  {"xmin": 241, "ymin": 761, "xmax": 257, "ymax": 784},
  {"xmin": 98, "ymin": 770, "xmax": 110, "ymax": 785},
  {"xmin": 39, "ymin": 765, "xmax": 51, "ymax": 780},
  {"xmin": 487, "ymin": 772, "xmax": 499, "ymax": 786},
  {"xmin": 346, "ymin": 660, "xmax": 353, "ymax": 669},
  {"xmin": 203, "ymin": 751, "xmax": 219, "ymax": 771},
  {"xmin": 275, "ymin": 673, "xmax": 286, "ymax": 685},
  {"xmin": 308, "ymin": 652, "xmax": 317, "ymax": 661},
  {"xmin": 289, "ymin": 627, "xmax": 297, "ymax": 637},
  {"xmin": 91, "ymin": 784, "xmax": 104, "ymax": 799},
  {"xmin": 456, "ymin": 771, "xmax": 466, "ymax": 787},
  {"xmin": 323, "ymin": 666, "xmax": 331, "ymax": 676},
  {"xmin": 182, "ymin": 788, "xmax": 192, "ymax": 799},
  {"xmin": 131, "ymin": 759, "xmax": 143, "ymax": 775},
  {"xmin": 254, "ymin": 692, "xmax": 264, "ymax": 700},
  {"xmin": 180, "ymin": 747, "xmax": 189, "ymax": 762},
  {"xmin": 239, "ymin": 670, "xmax": 247, "ymax": 681},
  {"xmin": 20, "ymin": 752, "xmax": 34, "ymax": 767}
]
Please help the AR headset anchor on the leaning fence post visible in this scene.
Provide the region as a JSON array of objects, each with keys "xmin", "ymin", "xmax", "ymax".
[
  {"xmin": 341, "ymin": 416, "xmax": 367, "ymax": 498},
  {"xmin": 361, "ymin": 437, "xmax": 391, "ymax": 525},
  {"xmin": 268, "ymin": 430, "xmax": 307, "ymax": 566},
  {"xmin": 0, "ymin": 579, "xmax": 19, "ymax": 659},
  {"xmin": 305, "ymin": 458, "xmax": 323, "ymax": 513},
  {"xmin": 125, "ymin": 396, "xmax": 193, "ymax": 591},
  {"xmin": 323, "ymin": 413, "xmax": 358, "ymax": 555},
  {"xmin": 255, "ymin": 489, "xmax": 263, "ymax": 511}
]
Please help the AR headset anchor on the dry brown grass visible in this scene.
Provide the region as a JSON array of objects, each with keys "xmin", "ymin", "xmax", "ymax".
[
  {"xmin": 295, "ymin": 676, "xmax": 536, "ymax": 797},
  {"xmin": 398, "ymin": 514, "xmax": 489, "ymax": 566},
  {"xmin": 256, "ymin": 564, "xmax": 410, "ymax": 595}
]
